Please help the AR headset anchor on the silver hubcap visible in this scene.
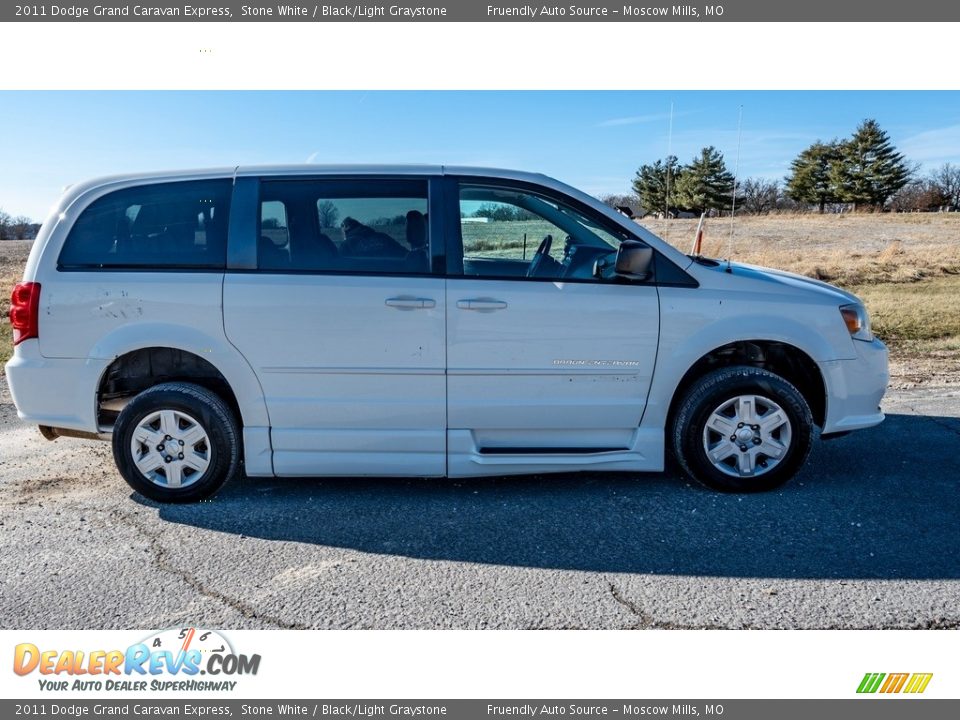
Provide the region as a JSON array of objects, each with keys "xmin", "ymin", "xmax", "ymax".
[
  {"xmin": 702, "ymin": 395, "xmax": 792, "ymax": 478},
  {"xmin": 130, "ymin": 410, "xmax": 211, "ymax": 489}
]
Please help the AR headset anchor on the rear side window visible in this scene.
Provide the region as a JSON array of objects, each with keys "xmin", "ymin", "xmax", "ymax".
[
  {"xmin": 257, "ymin": 178, "xmax": 430, "ymax": 274},
  {"xmin": 59, "ymin": 179, "xmax": 232, "ymax": 270}
]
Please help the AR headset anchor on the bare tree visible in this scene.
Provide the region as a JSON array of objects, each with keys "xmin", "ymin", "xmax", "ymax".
[
  {"xmin": 739, "ymin": 177, "xmax": 781, "ymax": 215},
  {"xmin": 929, "ymin": 163, "xmax": 960, "ymax": 209},
  {"xmin": 316, "ymin": 200, "xmax": 340, "ymax": 229},
  {"xmin": 599, "ymin": 193, "xmax": 641, "ymax": 217},
  {"xmin": 0, "ymin": 209, "xmax": 10, "ymax": 240},
  {"xmin": 889, "ymin": 180, "xmax": 947, "ymax": 212},
  {"xmin": 11, "ymin": 216, "xmax": 33, "ymax": 240}
]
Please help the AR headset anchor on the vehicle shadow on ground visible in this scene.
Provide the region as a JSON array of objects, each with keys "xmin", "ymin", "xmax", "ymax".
[{"xmin": 144, "ymin": 412, "xmax": 960, "ymax": 580}]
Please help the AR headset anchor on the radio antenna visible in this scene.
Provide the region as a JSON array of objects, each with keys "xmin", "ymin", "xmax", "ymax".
[
  {"xmin": 664, "ymin": 101, "xmax": 674, "ymax": 225},
  {"xmin": 725, "ymin": 104, "xmax": 744, "ymax": 270}
]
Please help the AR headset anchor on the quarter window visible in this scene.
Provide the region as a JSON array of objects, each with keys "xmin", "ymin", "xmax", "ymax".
[
  {"xmin": 58, "ymin": 179, "xmax": 232, "ymax": 270},
  {"xmin": 258, "ymin": 179, "xmax": 430, "ymax": 274}
]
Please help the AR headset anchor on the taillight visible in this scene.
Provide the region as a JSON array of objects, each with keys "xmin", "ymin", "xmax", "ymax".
[{"xmin": 9, "ymin": 281, "xmax": 41, "ymax": 345}]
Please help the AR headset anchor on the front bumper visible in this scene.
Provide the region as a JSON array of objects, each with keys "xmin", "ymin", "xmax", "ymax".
[{"xmin": 819, "ymin": 337, "xmax": 889, "ymax": 434}]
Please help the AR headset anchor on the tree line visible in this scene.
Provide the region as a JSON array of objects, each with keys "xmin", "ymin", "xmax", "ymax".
[
  {"xmin": 0, "ymin": 210, "xmax": 40, "ymax": 240},
  {"xmin": 615, "ymin": 119, "xmax": 960, "ymax": 217}
]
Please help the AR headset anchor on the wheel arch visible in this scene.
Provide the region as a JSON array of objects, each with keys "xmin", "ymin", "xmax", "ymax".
[
  {"xmin": 90, "ymin": 324, "xmax": 269, "ymax": 430},
  {"xmin": 664, "ymin": 340, "xmax": 827, "ymax": 433}
]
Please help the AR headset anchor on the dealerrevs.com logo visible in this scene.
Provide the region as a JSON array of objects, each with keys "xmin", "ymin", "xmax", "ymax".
[
  {"xmin": 13, "ymin": 628, "xmax": 261, "ymax": 692},
  {"xmin": 857, "ymin": 673, "xmax": 933, "ymax": 694}
]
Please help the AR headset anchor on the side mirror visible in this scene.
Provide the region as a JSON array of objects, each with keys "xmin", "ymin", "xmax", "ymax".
[{"xmin": 614, "ymin": 241, "xmax": 654, "ymax": 280}]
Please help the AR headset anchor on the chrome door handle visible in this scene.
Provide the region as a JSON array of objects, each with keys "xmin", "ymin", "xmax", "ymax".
[
  {"xmin": 385, "ymin": 296, "xmax": 436, "ymax": 310},
  {"xmin": 456, "ymin": 298, "xmax": 508, "ymax": 311}
]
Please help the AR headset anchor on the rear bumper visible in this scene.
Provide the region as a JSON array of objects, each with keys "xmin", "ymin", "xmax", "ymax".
[
  {"xmin": 819, "ymin": 337, "xmax": 889, "ymax": 434},
  {"xmin": 3, "ymin": 341, "xmax": 107, "ymax": 433}
]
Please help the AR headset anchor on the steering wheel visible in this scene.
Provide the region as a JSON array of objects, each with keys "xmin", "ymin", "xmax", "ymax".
[{"xmin": 526, "ymin": 234, "xmax": 553, "ymax": 277}]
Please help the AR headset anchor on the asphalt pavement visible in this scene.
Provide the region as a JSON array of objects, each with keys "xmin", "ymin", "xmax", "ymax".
[{"xmin": 1, "ymin": 381, "xmax": 958, "ymax": 629}]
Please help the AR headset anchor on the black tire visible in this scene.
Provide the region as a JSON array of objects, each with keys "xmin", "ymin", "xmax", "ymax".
[
  {"xmin": 112, "ymin": 382, "xmax": 240, "ymax": 503},
  {"xmin": 671, "ymin": 366, "xmax": 813, "ymax": 492}
]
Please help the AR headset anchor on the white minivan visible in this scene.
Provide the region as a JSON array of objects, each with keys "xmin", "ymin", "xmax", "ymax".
[{"xmin": 5, "ymin": 165, "xmax": 888, "ymax": 502}]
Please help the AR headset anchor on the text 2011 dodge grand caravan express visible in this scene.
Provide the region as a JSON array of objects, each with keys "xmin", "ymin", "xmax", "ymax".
[{"xmin": 5, "ymin": 166, "xmax": 888, "ymax": 502}]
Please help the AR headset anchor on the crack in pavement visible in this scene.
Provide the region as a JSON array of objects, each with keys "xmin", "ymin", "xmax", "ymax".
[
  {"xmin": 825, "ymin": 616, "xmax": 960, "ymax": 631},
  {"xmin": 112, "ymin": 506, "xmax": 311, "ymax": 630},
  {"xmin": 607, "ymin": 582, "xmax": 728, "ymax": 630},
  {"xmin": 608, "ymin": 582, "xmax": 960, "ymax": 630},
  {"xmin": 904, "ymin": 404, "xmax": 960, "ymax": 439},
  {"xmin": 4, "ymin": 374, "xmax": 959, "ymax": 631}
]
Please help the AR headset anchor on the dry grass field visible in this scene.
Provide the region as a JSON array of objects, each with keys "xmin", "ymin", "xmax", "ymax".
[
  {"xmin": 2, "ymin": 213, "xmax": 960, "ymax": 384},
  {"xmin": 640, "ymin": 212, "xmax": 960, "ymax": 286},
  {"xmin": 640, "ymin": 213, "xmax": 960, "ymax": 386}
]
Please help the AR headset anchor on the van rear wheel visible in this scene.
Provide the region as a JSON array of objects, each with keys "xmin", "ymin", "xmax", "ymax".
[
  {"xmin": 112, "ymin": 382, "xmax": 240, "ymax": 502},
  {"xmin": 671, "ymin": 366, "xmax": 813, "ymax": 492}
]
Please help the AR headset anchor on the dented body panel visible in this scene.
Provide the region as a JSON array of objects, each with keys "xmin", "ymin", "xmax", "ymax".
[{"xmin": 5, "ymin": 165, "xmax": 888, "ymax": 483}]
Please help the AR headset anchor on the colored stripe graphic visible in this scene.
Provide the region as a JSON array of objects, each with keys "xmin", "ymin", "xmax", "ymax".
[
  {"xmin": 904, "ymin": 673, "xmax": 934, "ymax": 694},
  {"xmin": 857, "ymin": 672, "xmax": 932, "ymax": 694},
  {"xmin": 857, "ymin": 673, "xmax": 885, "ymax": 693},
  {"xmin": 880, "ymin": 673, "xmax": 909, "ymax": 693}
]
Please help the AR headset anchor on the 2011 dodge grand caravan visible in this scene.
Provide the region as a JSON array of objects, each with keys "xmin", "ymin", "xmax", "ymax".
[{"xmin": 5, "ymin": 165, "xmax": 888, "ymax": 502}]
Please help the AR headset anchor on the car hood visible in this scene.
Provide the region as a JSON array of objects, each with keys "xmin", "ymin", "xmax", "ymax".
[{"xmin": 718, "ymin": 260, "xmax": 861, "ymax": 305}]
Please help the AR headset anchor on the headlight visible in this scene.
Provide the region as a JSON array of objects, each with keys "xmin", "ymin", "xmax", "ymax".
[{"xmin": 839, "ymin": 303, "xmax": 873, "ymax": 342}]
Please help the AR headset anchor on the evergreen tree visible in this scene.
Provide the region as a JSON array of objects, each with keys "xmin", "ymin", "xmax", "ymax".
[
  {"xmin": 632, "ymin": 155, "xmax": 680, "ymax": 216},
  {"xmin": 831, "ymin": 119, "xmax": 911, "ymax": 210},
  {"xmin": 785, "ymin": 140, "xmax": 841, "ymax": 213},
  {"xmin": 673, "ymin": 146, "xmax": 734, "ymax": 215}
]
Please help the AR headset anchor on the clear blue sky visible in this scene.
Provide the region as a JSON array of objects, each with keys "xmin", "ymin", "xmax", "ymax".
[{"xmin": 2, "ymin": 91, "xmax": 959, "ymax": 221}]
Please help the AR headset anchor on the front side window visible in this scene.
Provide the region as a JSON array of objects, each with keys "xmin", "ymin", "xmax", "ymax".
[
  {"xmin": 59, "ymin": 179, "xmax": 232, "ymax": 269},
  {"xmin": 457, "ymin": 184, "xmax": 627, "ymax": 281},
  {"xmin": 258, "ymin": 178, "xmax": 430, "ymax": 274}
]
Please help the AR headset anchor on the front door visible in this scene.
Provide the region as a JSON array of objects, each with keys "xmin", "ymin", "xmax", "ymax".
[{"xmin": 444, "ymin": 180, "xmax": 660, "ymax": 475}]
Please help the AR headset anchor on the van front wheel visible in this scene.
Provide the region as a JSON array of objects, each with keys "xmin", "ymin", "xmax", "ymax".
[
  {"xmin": 671, "ymin": 366, "xmax": 813, "ymax": 492},
  {"xmin": 112, "ymin": 382, "xmax": 240, "ymax": 503}
]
